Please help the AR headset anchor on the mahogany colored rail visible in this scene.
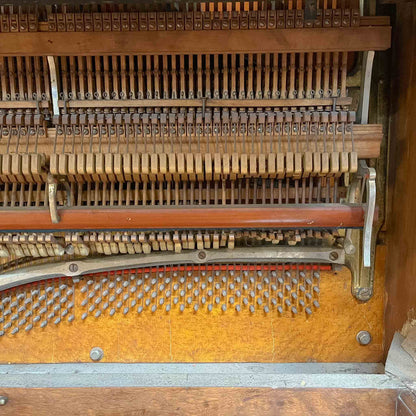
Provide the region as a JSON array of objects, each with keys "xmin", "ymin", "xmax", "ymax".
[
  {"xmin": 0, "ymin": 204, "xmax": 366, "ymax": 231},
  {"xmin": 0, "ymin": 27, "xmax": 391, "ymax": 56}
]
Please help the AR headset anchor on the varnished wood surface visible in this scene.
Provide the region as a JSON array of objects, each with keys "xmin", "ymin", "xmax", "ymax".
[
  {"xmin": 0, "ymin": 124, "xmax": 383, "ymax": 160},
  {"xmin": 0, "ymin": 387, "xmax": 399, "ymax": 416},
  {"xmin": 0, "ymin": 205, "xmax": 367, "ymax": 231},
  {"xmin": 59, "ymin": 97, "xmax": 353, "ymax": 108},
  {"xmin": 0, "ymin": 267, "xmax": 384, "ymax": 363},
  {"xmin": 385, "ymin": 1, "xmax": 416, "ymax": 352},
  {"xmin": 0, "ymin": 27, "xmax": 391, "ymax": 56}
]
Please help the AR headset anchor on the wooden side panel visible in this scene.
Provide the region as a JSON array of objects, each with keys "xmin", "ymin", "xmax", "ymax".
[
  {"xmin": 385, "ymin": 1, "xmax": 416, "ymax": 351},
  {"xmin": 0, "ymin": 388, "xmax": 399, "ymax": 416}
]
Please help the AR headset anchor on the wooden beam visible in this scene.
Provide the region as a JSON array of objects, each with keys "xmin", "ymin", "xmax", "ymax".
[
  {"xmin": 0, "ymin": 205, "xmax": 366, "ymax": 231},
  {"xmin": 0, "ymin": 124, "xmax": 383, "ymax": 159},
  {"xmin": 0, "ymin": 388, "xmax": 399, "ymax": 416},
  {"xmin": 59, "ymin": 97, "xmax": 353, "ymax": 108},
  {"xmin": 0, "ymin": 27, "xmax": 391, "ymax": 56}
]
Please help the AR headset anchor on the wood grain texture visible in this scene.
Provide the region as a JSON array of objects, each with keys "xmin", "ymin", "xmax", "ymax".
[
  {"xmin": 0, "ymin": 27, "xmax": 391, "ymax": 56},
  {"xmin": 0, "ymin": 124, "xmax": 383, "ymax": 160},
  {"xmin": 385, "ymin": 1, "xmax": 416, "ymax": 352},
  {"xmin": 0, "ymin": 267, "xmax": 384, "ymax": 363},
  {"xmin": 0, "ymin": 205, "xmax": 367, "ymax": 231},
  {"xmin": 0, "ymin": 387, "xmax": 399, "ymax": 416}
]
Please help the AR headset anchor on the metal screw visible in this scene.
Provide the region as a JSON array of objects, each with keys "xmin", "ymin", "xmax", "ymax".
[
  {"xmin": 198, "ymin": 251, "xmax": 207, "ymax": 260},
  {"xmin": 356, "ymin": 330, "xmax": 372, "ymax": 346},
  {"xmin": 90, "ymin": 347, "xmax": 104, "ymax": 362},
  {"xmin": 344, "ymin": 242, "xmax": 356, "ymax": 255},
  {"xmin": 0, "ymin": 396, "xmax": 8, "ymax": 406},
  {"xmin": 68, "ymin": 263, "xmax": 78, "ymax": 273},
  {"xmin": 65, "ymin": 245, "xmax": 75, "ymax": 255},
  {"xmin": 356, "ymin": 287, "xmax": 372, "ymax": 301},
  {"xmin": 329, "ymin": 251, "xmax": 339, "ymax": 261}
]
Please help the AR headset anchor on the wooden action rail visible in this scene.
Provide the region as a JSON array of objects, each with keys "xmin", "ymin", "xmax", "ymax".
[
  {"xmin": 0, "ymin": 26, "xmax": 391, "ymax": 56},
  {"xmin": 0, "ymin": 124, "xmax": 383, "ymax": 159},
  {"xmin": 0, "ymin": 204, "xmax": 368, "ymax": 231}
]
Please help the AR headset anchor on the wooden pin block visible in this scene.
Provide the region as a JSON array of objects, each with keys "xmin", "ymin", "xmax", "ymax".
[
  {"xmin": 213, "ymin": 153, "xmax": 222, "ymax": 181},
  {"xmin": 68, "ymin": 153, "xmax": 81, "ymax": 182},
  {"xmin": 213, "ymin": 232, "xmax": 220, "ymax": 249},
  {"xmin": 320, "ymin": 152, "xmax": 330, "ymax": 176},
  {"xmin": 122, "ymin": 153, "xmax": 132, "ymax": 182},
  {"xmin": 76, "ymin": 153, "xmax": 89, "ymax": 182},
  {"xmin": 11, "ymin": 154, "xmax": 26, "ymax": 183},
  {"xmin": 33, "ymin": 154, "xmax": 46, "ymax": 183},
  {"xmin": 195, "ymin": 153, "xmax": 204, "ymax": 181},
  {"xmin": 205, "ymin": 153, "xmax": 213, "ymax": 181},
  {"xmin": 222, "ymin": 154, "xmax": 230, "ymax": 178},
  {"xmin": 159, "ymin": 153, "xmax": 168, "ymax": 182},
  {"xmin": 177, "ymin": 153, "xmax": 186, "ymax": 181},
  {"xmin": 149, "ymin": 233, "xmax": 159, "ymax": 251},
  {"xmin": 294, "ymin": 152, "xmax": 303, "ymax": 179},
  {"xmin": 86, "ymin": 153, "xmax": 100, "ymax": 182},
  {"xmin": 220, "ymin": 232, "xmax": 227, "ymax": 247},
  {"xmin": 349, "ymin": 151, "xmax": 358, "ymax": 173},
  {"xmin": 150, "ymin": 153, "xmax": 159, "ymax": 182},
  {"xmin": 168, "ymin": 153, "xmax": 178, "ymax": 181},
  {"xmin": 141, "ymin": 153, "xmax": 150, "ymax": 182},
  {"xmin": 0, "ymin": 155, "xmax": 6, "ymax": 183},
  {"xmin": 181, "ymin": 233, "xmax": 188, "ymax": 250},
  {"xmin": 268, "ymin": 153, "xmax": 276, "ymax": 178},
  {"xmin": 21, "ymin": 154, "xmax": 34, "ymax": 183},
  {"xmin": 113, "ymin": 154, "xmax": 124, "ymax": 182},
  {"xmin": 285, "ymin": 151, "xmax": 294, "ymax": 177},
  {"xmin": 165, "ymin": 233, "xmax": 174, "ymax": 251},
  {"xmin": 340, "ymin": 151, "xmax": 349, "ymax": 174},
  {"xmin": 49, "ymin": 153, "xmax": 59, "ymax": 176},
  {"xmin": 173, "ymin": 232, "xmax": 181, "ymax": 253},
  {"xmin": 139, "ymin": 233, "xmax": 151, "ymax": 254},
  {"xmin": 196, "ymin": 232, "xmax": 204, "ymax": 250},
  {"xmin": 131, "ymin": 153, "xmax": 141, "ymax": 182},
  {"xmin": 58, "ymin": 153, "xmax": 69, "ymax": 176},
  {"xmin": 186, "ymin": 153, "xmax": 196, "ymax": 181},
  {"xmin": 231, "ymin": 153, "xmax": 239, "ymax": 180},
  {"xmin": 204, "ymin": 232, "xmax": 211, "ymax": 249},
  {"xmin": 258, "ymin": 154, "xmax": 267, "ymax": 178},
  {"xmin": 276, "ymin": 153, "xmax": 285, "ymax": 179},
  {"xmin": 312, "ymin": 152, "xmax": 321, "ymax": 176},
  {"xmin": 239, "ymin": 154, "xmax": 248, "ymax": 178},
  {"xmin": 303, "ymin": 151, "xmax": 313, "ymax": 178},
  {"xmin": 95, "ymin": 153, "xmax": 108, "ymax": 182},
  {"xmin": 158, "ymin": 233, "xmax": 167, "ymax": 251},
  {"xmin": 249, "ymin": 153, "xmax": 258, "ymax": 176},
  {"xmin": 228, "ymin": 233, "xmax": 235, "ymax": 249},
  {"xmin": 329, "ymin": 151, "xmax": 340, "ymax": 177}
]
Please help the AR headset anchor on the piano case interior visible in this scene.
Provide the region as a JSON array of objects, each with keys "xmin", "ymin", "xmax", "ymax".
[{"xmin": 0, "ymin": 0, "xmax": 414, "ymax": 414}]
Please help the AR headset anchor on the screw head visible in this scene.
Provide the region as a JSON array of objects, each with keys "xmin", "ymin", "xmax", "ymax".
[
  {"xmin": 68, "ymin": 263, "xmax": 79, "ymax": 273},
  {"xmin": 329, "ymin": 251, "xmax": 339, "ymax": 261},
  {"xmin": 344, "ymin": 242, "xmax": 356, "ymax": 255},
  {"xmin": 65, "ymin": 244, "xmax": 75, "ymax": 255},
  {"xmin": 356, "ymin": 330, "xmax": 372, "ymax": 346},
  {"xmin": 198, "ymin": 251, "xmax": 207, "ymax": 260},
  {"xmin": 90, "ymin": 347, "xmax": 104, "ymax": 362},
  {"xmin": 356, "ymin": 287, "xmax": 372, "ymax": 301},
  {"xmin": 0, "ymin": 396, "xmax": 8, "ymax": 406}
]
